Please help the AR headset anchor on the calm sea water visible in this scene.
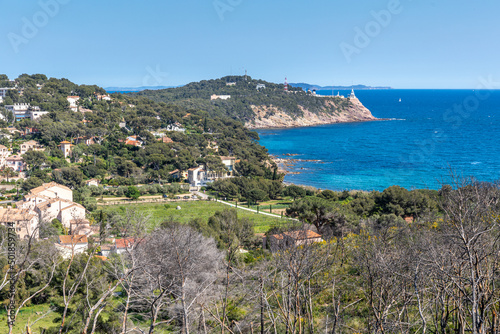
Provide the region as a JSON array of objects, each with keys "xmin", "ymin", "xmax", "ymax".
[{"xmin": 257, "ymin": 89, "xmax": 500, "ymax": 191}]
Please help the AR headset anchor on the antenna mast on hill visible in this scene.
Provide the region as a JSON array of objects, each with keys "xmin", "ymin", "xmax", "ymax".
[
  {"xmin": 245, "ymin": 69, "xmax": 247, "ymax": 81},
  {"xmin": 284, "ymin": 77, "xmax": 288, "ymax": 92}
]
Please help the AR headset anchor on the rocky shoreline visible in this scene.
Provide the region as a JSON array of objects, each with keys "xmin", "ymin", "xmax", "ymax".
[
  {"xmin": 246, "ymin": 96, "xmax": 379, "ymax": 129},
  {"xmin": 273, "ymin": 155, "xmax": 331, "ymax": 176}
]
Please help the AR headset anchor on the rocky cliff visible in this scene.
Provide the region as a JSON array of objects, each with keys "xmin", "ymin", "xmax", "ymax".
[{"xmin": 245, "ymin": 97, "xmax": 377, "ymax": 129}]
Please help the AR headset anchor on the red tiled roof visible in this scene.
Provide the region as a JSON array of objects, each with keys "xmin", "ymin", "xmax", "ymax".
[
  {"xmin": 29, "ymin": 182, "xmax": 72, "ymax": 195},
  {"xmin": 59, "ymin": 235, "xmax": 88, "ymax": 245},
  {"xmin": 159, "ymin": 137, "xmax": 174, "ymax": 143},
  {"xmin": 125, "ymin": 139, "xmax": 139, "ymax": 146},
  {"xmin": 115, "ymin": 238, "xmax": 135, "ymax": 249},
  {"xmin": 283, "ymin": 230, "xmax": 322, "ymax": 240}
]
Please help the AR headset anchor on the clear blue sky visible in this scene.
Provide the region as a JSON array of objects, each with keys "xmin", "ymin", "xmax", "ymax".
[{"xmin": 1, "ymin": 0, "xmax": 499, "ymax": 88}]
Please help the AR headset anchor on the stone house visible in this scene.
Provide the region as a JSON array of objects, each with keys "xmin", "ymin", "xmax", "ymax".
[{"xmin": 0, "ymin": 208, "xmax": 39, "ymax": 239}]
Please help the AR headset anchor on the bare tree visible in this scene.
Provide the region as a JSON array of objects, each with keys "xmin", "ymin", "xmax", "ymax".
[
  {"xmin": 133, "ymin": 224, "xmax": 223, "ymax": 334},
  {"xmin": 0, "ymin": 228, "xmax": 61, "ymax": 334},
  {"xmin": 433, "ymin": 177, "xmax": 500, "ymax": 334}
]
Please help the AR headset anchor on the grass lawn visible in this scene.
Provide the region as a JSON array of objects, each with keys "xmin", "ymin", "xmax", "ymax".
[
  {"xmin": 224, "ymin": 199, "xmax": 294, "ymax": 213},
  {"xmin": 98, "ymin": 200, "xmax": 293, "ymax": 233},
  {"xmin": 0, "ymin": 304, "xmax": 59, "ymax": 334}
]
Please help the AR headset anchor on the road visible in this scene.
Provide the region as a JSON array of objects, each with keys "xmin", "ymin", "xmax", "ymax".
[{"xmin": 193, "ymin": 191, "xmax": 297, "ymax": 221}]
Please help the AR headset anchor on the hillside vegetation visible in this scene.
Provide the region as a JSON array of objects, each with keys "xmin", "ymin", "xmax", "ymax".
[{"xmin": 129, "ymin": 76, "xmax": 375, "ymax": 128}]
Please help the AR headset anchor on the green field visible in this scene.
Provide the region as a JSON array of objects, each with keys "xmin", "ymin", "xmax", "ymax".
[
  {"xmin": 98, "ymin": 200, "xmax": 292, "ymax": 233},
  {"xmin": 0, "ymin": 304, "xmax": 59, "ymax": 334}
]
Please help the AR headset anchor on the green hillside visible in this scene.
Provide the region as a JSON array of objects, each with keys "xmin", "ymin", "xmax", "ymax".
[{"xmin": 129, "ymin": 76, "xmax": 352, "ymax": 123}]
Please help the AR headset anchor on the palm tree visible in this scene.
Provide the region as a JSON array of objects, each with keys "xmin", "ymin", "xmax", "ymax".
[{"xmin": 1, "ymin": 167, "xmax": 15, "ymax": 182}]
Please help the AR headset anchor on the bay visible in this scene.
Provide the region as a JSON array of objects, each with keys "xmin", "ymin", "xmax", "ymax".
[{"xmin": 257, "ymin": 89, "xmax": 500, "ymax": 191}]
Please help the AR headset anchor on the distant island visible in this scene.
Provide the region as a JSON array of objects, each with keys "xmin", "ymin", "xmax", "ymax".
[
  {"xmin": 128, "ymin": 76, "xmax": 378, "ymax": 129},
  {"xmin": 290, "ymin": 83, "xmax": 392, "ymax": 91}
]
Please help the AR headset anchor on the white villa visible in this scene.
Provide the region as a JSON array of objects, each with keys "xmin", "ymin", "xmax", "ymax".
[
  {"xmin": 210, "ymin": 94, "xmax": 231, "ymax": 100},
  {"xmin": 67, "ymin": 96, "xmax": 80, "ymax": 112},
  {"xmin": 4, "ymin": 104, "xmax": 48, "ymax": 121}
]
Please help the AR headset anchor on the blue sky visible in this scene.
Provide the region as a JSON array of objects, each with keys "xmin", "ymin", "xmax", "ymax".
[{"xmin": 1, "ymin": 0, "xmax": 499, "ymax": 88}]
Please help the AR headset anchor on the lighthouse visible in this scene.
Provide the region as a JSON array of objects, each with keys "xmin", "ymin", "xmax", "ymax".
[
  {"xmin": 284, "ymin": 77, "xmax": 288, "ymax": 92},
  {"xmin": 349, "ymin": 89, "xmax": 356, "ymax": 99}
]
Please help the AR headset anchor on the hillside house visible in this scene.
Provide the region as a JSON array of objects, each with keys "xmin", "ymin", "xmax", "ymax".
[
  {"xmin": 23, "ymin": 182, "xmax": 73, "ymax": 206},
  {"xmin": 114, "ymin": 238, "xmax": 137, "ymax": 254},
  {"xmin": 125, "ymin": 135, "xmax": 143, "ymax": 147},
  {"xmin": 188, "ymin": 166, "xmax": 206, "ymax": 187},
  {"xmin": 85, "ymin": 179, "xmax": 100, "ymax": 187},
  {"xmin": 73, "ymin": 136, "xmax": 98, "ymax": 146},
  {"xmin": 95, "ymin": 94, "xmax": 111, "ymax": 101},
  {"xmin": 165, "ymin": 122, "xmax": 185, "ymax": 132},
  {"xmin": 0, "ymin": 87, "xmax": 14, "ymax": 99},
  {"xmin": 20, "ymin": 140, "xmax": 44, "ymax": 155},
  {"xmin": 59, "ymin": 141, "xmax": 73, "ymax": 158},
  {"xmin": 0, "ymin": 208, "xmax": 39, "ymax": 239},
  {"xmin": 34, "ymin": 198, "xmax": 86, "ymax": 230},
  {"xmin": 99, "ymin": 245, "xmax": 114, "ymax": 257},
  {"xmin": 220, "ymin": 156, "xmax": 237, "ymax": 175},
  {"xmin": 5, "ymin": 104, "xmax": 48, "ymax": 121},
  {"xmin": 169, "ymin": 169, "xmax": 187, "ymax": 180},
  {"xmin": 67, "ymin": 96, "xmax": 80, "ymax": 112},
  {"xmin": 210, "ymin": 94, "xmax": 231, "ymax": 100},
  {"xmin": 266, "ymin": 230, "xmax": 323, "ymax": 251},
  {"xmin": 0, "ymin": 144, "xmax": 10, "ymax": 168},
  {"xmin": 6, "ymin": 155, "xmax": 24, "ymax": 172},
  {"xmin": 56, "ymin": 235, "xmax": 88, "ymax": 258},
  {"xmin": 29, "ymin": 109, "xmax": 49, "ymax": 120}
]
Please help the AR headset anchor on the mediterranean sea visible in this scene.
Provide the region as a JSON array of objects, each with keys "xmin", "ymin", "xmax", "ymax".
[{"xmin": 257, "ymin": 89, "xmax": 500, "ymax": 191}]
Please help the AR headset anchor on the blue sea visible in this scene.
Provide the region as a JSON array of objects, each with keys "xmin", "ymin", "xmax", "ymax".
[{"xmin": 257, "ymin": 89, "xmax": 500, "ymax": 191}]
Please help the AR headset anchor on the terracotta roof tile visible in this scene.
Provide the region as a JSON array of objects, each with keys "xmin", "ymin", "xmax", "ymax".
[
  {"xmin": 28, "ymin": 182, "xmax": 72, "ymax": 195},
  {"xmin": 58, "ymin": 235, "xmax": 88, "ymax": 244},
  {"xmin": 0, "ymin": 208, "xmax": 37, "ymax": 222},
  {"xmin": 283, "ymin": 230, "xmax": 322, "ymax": 240},
  {"xmin": 115, "ymin": 238, "xmax": 135, "ymax": 249}
]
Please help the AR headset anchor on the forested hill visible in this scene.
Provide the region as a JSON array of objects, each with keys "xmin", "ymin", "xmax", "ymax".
[
  {"xmin": 129, "ymin": 76, "xmax": 377, "ymax": 129},
  {"xmin": 0, "ymin": 74, "xmax": 276, "ymax": 185}
]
